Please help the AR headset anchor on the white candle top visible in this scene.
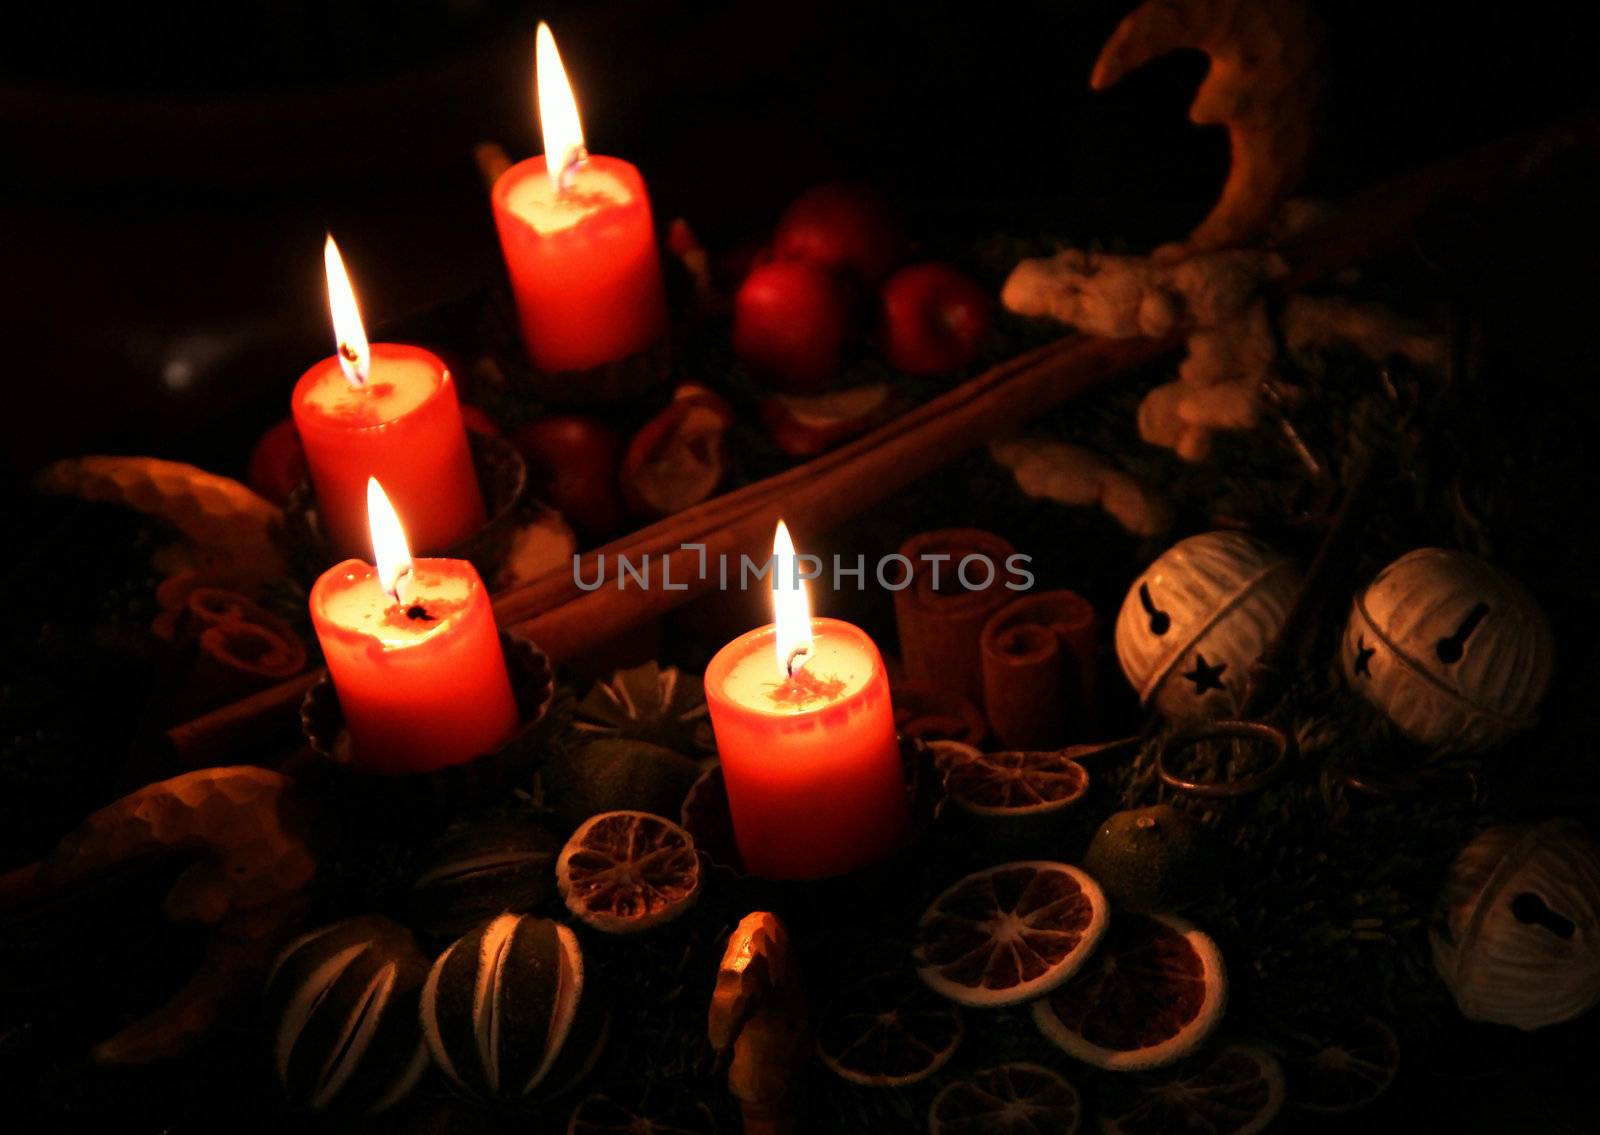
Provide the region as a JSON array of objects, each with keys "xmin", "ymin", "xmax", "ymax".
[
  {"xmin": 505, "ymin": 163, "xmax": 635, "ymax": 235},
  {"xmin": 300, "ymin": 352, "xmax": 440, "ymax": 425},
  {"xmin": 317, "ymin": 561, "xmax": 478, "ymax": 649},
  {"xmin": 722, "ymin": 627, "xmax": 876, "ymax": 716}
]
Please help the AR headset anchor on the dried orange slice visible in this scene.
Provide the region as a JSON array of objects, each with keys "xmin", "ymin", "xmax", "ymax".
[
  {"xmin": 1097, "ymin": 1044, "xmax": 1285, "ymax": 1135},
  {"xmin": 929, "ymin": 1062, "xmax": 1082, "ymax": 1135},
  {"xmin": 815, "ymin": 972, "xmax": 964, "ymax": 1087},
  {"xmin": 931, "ymin": 742, "xmax": 1090, "ymax": 816},
  {"xmin": 915, "ymin": 862, "xmax": 1109, "ymax": 1008},
  {"xmin": 1283, "ymin": 1015, "xmax": 1399, "ymax": 1114},
  {"xmin": 556, "ymin": 810, "xmax": 702, "ymax": 934},
  {"xmin": 1032, "ymin": 912, "xmax": 1225, "ymax": 1070}
]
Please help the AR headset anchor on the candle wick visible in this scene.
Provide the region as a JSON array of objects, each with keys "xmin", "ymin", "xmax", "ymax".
[
  {"xmin": 386, "ymin": 565, "xmax": 414, "ymax": 607},
  {"xmin": 785, "ymin": 646, "xmax": 812, "ymax": 677},
  {"xmin": 557, "ymin": 143, "xmax": 589, "ymax": 193},
  {"xmin": 337, "ymin": 340, "xmax": 368, "ymax": 388}
]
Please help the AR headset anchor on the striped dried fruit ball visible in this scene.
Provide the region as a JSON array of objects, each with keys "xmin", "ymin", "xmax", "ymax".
[
  {"xmin": 420, "ymin": 913, "xmax": 608, "ymax": 1104},
  {"xmin": 264, "ymin": 916, "xmax": 431, "ymax": 1115},
  {"xmin": 409, "ymin": 819, "xmax": 558, "ymax": 939}
]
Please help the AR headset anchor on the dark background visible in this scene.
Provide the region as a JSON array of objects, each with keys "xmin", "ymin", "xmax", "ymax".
[
  {"xmin": 2, "ymin": 0, "xmax": 1596, "ymax": 486},
  {"xmin": 2, "ymin": 4, "xmax": 1600, "ymax": 1132}
]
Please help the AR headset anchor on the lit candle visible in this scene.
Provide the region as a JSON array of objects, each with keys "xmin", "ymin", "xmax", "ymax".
[
  {"xmin": 704, "ymin": 522, "xmax": 910, "ymax": 879},
  {"xmin": 309, "ymin": 479, "xmax": 519, "ymax": 774},
  {"xmin": 491, "ymin": 23, "xmax": 667, "ymax": 375},
  {"xmin": 292, "ymin": 236, "xmax": 486, "ymax": 558}
]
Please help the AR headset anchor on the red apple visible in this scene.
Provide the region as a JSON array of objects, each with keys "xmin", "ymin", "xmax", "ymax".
[
  {"xmin": 510, "ymin": 414, "xmax": 626, "ymax": 539},
  {"xmin": 246, "ymin": 418, "xmax": 308, "ymax": 506},
  {"xmin": 732, "ymin": 259, "xmax": 852, "ymax": 394},
  {"xmin": 459, "ymin": 404, "xmax": 502, "ymax": 437},
  {"xmin": 620, "ymin": 384, "xmax": 735, "ymax": 518},
  {"xmin": 879, "ymin": 262, "xmax": 993, "ymax": 376},
  {"xmin": 771, "ymin": 182, "xmax": 903, "ymax": 284}
]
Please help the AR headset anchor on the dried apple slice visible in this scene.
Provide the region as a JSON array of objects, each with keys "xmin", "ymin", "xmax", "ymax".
[
  {"xmin": 620, "ymin": 384, "xmax": 734, "ymax": 518},
  {"xmin": 758, "ymin": 382, "xmax": 894, "ymax": 457}
]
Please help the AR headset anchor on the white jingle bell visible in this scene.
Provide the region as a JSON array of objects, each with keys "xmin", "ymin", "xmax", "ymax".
[
  {"xmin": 1432, "ymin": 820, "xmax": 1600, "ymax": 1030},
  {"xmin": 1341, "ymin": 548, "xmax": 1553, "ymax": 754},
  {"xmin": 1115, "ymin": 531, "xmax": 1300, "ymax": 720}
]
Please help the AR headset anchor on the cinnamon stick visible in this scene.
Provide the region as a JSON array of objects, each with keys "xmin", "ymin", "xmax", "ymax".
[
  {"xmin": 492, "ymin": 334, "xmax": 1165, "ymax": 630},
  {"xmin": 981, "ymin": 590, "xmax": 1100, "ymax": 749},
  {"xmin": 503, "ymin": 335, "xmax": 1170, "ymax": 656}
]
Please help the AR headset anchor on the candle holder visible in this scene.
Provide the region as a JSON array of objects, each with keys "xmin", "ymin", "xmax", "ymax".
[
  {"xmin": 298, "ymin": 631, "xmax": 554, "ymax": 817},
  {"xmin": 283, "ymin": 430, "xmax": 528, "ymax": 583},
  {"xmin": 680, "ymin": 734, "xmax": 944, "ymax": 893},
  {"xmin": 517, "ymin": 337, "xmax": 671, "ymax": 411}
]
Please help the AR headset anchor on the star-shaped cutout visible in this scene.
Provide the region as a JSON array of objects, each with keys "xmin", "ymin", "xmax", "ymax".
[
  {"xmin": 1353, "ymin": 636, "xmax": 1376, "ymax": 677},
  {"xmin": 1182, "ymin": 653, "xmax": 1228, "ymax": 694}
]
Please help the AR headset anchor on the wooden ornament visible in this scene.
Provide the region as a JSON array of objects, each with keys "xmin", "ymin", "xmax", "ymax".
[
  {"xmin": 709, "ymin": 912, "xmax": 807, "ymax": 1135},
  {"xmin": 1092, "ymin": 0, "xmax": 1326, "ymax": 256},
  {"xmin": 34, "ymin": 454, "xmax": 288, "ymax": 582},
  {"xmin": 28, "ymin": 765, "xmax": 317, "ymax": 1063}
]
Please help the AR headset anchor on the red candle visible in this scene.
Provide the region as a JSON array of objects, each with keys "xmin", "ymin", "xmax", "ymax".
[
  {"xmin": 293, "ymin": 237, "xmax": 485, "ymax": 558},
  {"xmin": 309, "ymin": 479, "xmax": 519, "ymax": 774},
  {"xmin": 491, "ymin": 23, "xmax": 666, "ymax": 375},
  {"xmin": 704, "ymin": 523, "xmax": 909, "ymax": 879}
]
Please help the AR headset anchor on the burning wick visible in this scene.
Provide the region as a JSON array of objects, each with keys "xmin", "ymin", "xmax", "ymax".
[
  {"xmin": 367, "ymin": 477, "xmax": 415, "ymax": 607},
  {"xmin": 536, "ymin": 22, "xmax": 588, "ymax": 194},
  {"xmin": 556, "ymin": 144, "xmax": 589, "ymax": 193},
  {"xmin": 384, "ymin": 567, "xmax": 414, "ymax": 608},
  {"xmin": 784, "ymin": 645, "xmax": 812, "ymax": 677},
  {"xmin": 324, "ymin": 234, "xmax": 371, "ymax": 388}
]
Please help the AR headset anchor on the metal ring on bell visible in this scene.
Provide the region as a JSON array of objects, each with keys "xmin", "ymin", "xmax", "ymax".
[{"xmin": 1157, "ymin": 719, "xmax": 1293, "ymax": 798}]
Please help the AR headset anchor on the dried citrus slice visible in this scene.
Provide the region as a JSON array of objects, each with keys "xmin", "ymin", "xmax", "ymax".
[
  {"xmin": 1283, "ymin": 1015, "xmax": 1399, "ymax": 1113},
  {"xmin": 815, "ymin": 972, "xmax": 964, "ymax": 1086},
  {"xmin": 567, "ymin": 1093, "xmax": 715, "ymax": 1134},
  {"xmin": 929, "ymin": 1062, "xmax": 1082, "ymax": 1135},
  {"xmin": 931, "ymin": 742, "xmax": 1090, "ymax": 816},
  {"xmin": 915, "ymin": 861, "xmax": 1109, "ymax": 1007},
  {"xmin": 1032, "ymin": 912, "xmax": 1225, "ymax": 1070},
  {"xmin": 556, "ymin": 810, "xmax": 702, "ymax": 934},
  {"xmin": 1097, "ymin": 1044, "xmax": 1285, "ymax": 1135}
]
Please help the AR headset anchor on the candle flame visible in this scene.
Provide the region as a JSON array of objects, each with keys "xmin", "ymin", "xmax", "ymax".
[
  {"xmin": 367, "ymin": 478, "xmax": 413, "ymax": 603},
  {"xmin": 323, "ymin": 234, "xmax": 370, "ymax": 388},
  {"xmin": 536, "ymin": 22, "xmax": 587, "ymax": 192},
  {"xmin": 772, "ymin": 520, "xmax": 813, "ymax": 677}
]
